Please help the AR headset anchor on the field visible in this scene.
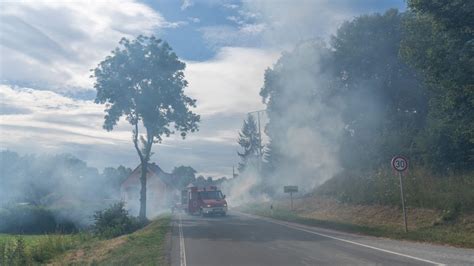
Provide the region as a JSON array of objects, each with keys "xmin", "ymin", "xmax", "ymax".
[{"xmin": 0, "ymin": 233, "xmax": 92, "ymax": 264}]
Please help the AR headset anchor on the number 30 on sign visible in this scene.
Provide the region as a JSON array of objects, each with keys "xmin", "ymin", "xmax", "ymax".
[{"xmin": 391, "ymin": 156, "xmax": 408, "ymax": 172}]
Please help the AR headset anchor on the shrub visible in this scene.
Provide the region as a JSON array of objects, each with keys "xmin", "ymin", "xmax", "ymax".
[
  {"xmin": 92, "ymin": 202, "xmax": 144, "ymax": 239},
  {"xmin": 31, "ymin": 234, "xmax": 83, "ymax": 263},
  {"xmin": 0, "ymin": 237, "xmax": 30, "ymax": 265},
  {"xmin": 0, "ymin": 205, "xmax": 77, "ymax": 234}
]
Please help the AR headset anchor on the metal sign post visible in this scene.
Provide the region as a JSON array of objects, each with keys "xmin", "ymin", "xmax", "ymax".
[
  {"xmin": 284, "ymin": 186, "xmax": 298, "ymax": 211},
  {"xmin": 391, "ymin": 156, "xmax": 409, "ymax": 232},
  {"xmin": 290, "ymin": 192, "xmax": 293, "ymax": 210}
]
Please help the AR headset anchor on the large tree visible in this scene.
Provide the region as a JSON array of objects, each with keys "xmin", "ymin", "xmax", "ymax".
[
  {"xmin": 331, "ymin": 9, "xmax": 427, "ymax": 170},
  {"xmin": 400, "ymin": 0, "xmax": 474, "ymax": 171},
  {"xmin": 172, "ymin": 165, "xmax": 197, "ymax": 188},
  {"xmin": 93, "ymin": 36, "xmax": 200, "ymax": 220}
]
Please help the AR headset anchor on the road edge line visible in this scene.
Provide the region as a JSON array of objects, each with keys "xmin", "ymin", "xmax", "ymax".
[
  {"xmin": 179, "ymin": 214, "xmax": 187, "ymax": 266},
  {"xmin": 238, "ymin": 212, "xmax": 445, "ymax": 266}
]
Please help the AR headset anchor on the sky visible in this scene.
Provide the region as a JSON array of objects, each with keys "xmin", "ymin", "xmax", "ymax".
[{"xmin": 0, "ymin": 0, "xmax": 405, "ymax": 177}]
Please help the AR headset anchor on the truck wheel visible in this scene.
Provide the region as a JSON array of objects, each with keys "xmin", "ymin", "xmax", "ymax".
[{"xmin": 221, "ymin": 212, "xmax": 226, "ymax": 217}]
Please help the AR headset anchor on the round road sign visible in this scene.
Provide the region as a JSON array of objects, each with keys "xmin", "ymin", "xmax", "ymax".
[{"xmin": 391, "ymin": 156, "xmax": 408, "ymax": 172}]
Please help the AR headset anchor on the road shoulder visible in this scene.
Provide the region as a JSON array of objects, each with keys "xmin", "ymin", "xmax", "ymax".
[{"xmin": 237, "ymin": 210, "xmax": 474, "ymax": 265}]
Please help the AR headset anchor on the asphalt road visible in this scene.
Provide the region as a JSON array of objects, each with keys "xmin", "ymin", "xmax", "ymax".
[{"xmin": 170, "ymin": 211, "xmax": 473, "ymax": 266}]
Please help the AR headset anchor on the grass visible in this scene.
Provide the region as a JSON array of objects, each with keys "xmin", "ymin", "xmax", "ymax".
[
  {"xmin": 0, "ymin": 232, "xmax": 93, "ymax": 264},
  {"xmin": 56, "ymin": 215, "xmax": 171, "ymax": 265},
  {"xmin": 240, "ymin": 204, "xmax": 474, "ymax": 248}
]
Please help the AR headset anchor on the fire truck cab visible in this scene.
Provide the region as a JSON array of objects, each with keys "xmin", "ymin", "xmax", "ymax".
[{"xmin": 181, "ymin": 185, "xmax": 228, "ymax": 216}]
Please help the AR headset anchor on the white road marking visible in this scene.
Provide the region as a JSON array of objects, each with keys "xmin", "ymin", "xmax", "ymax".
[
  {"xmin": 239, "ymin": 212, "xmax": 445, "ymax": 266},
  {"xmin": 179, "ymin": 214, "xmax": 187, "ymax": 266}
]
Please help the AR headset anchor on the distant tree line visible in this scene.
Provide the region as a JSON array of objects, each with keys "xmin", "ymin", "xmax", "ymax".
[
  {"xmin": 171, "ymin": 165, "xmax": 228, "ymax": 189},
  {"xmin": 0, "ymin": 150, "xmax": 132, "ymax": 207}
]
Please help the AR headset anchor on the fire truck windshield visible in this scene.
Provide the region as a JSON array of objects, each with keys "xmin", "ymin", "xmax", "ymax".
[{"xmin": 199, "ymin": 191, "xmax": 223, "ymax": 200}]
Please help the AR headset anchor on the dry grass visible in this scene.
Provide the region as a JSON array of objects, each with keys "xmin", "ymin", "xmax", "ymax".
[
  {"xmin": 243, "ymin": 197, "xmax": 474, "ymax": 248},
  {"xmin": 57, "ymin": 236, "xmax": 127, "ymax": 265}
]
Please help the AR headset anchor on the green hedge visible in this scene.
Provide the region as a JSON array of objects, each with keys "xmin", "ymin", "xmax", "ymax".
[{"xmin": 0, "ymin": 205, "xmax": 77, "ymax": 234}]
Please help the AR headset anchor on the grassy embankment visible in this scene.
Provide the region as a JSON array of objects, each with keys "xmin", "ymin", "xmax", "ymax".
[
  {"xmin": 55, "ymin": 215, "xmax": 171, "ymax": 265},
  {"xmin": 0, "ymin": 215, "xmax": 171, "ymax": 265},
  {"xmin": 240, "ymin": 197, "xmax": 474, "ymax": 248}
]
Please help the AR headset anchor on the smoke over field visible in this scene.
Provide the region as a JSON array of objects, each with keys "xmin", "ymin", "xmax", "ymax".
[{"xmin": 0, "ymin": 150, "xmax": 131, "ymax": 231}]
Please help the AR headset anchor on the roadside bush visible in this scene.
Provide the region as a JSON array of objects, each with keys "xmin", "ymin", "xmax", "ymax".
[
  {"xmin": 0, "ymin": 205, "xmax": 77, "ymax": 234},
  {"xmin": 93, "ymin": 202, "xmax": 144, "ymax": 239}
]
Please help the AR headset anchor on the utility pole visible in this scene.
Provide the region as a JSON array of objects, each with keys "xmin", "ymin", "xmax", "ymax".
[
  {"xmin": 248, "ymin": 109, "xmax": 266, "ymax": 158},
  {"xmin": 399, "ymin": 171, "xmax": 408, "ymax": 232},
  {"xmin": 232, "ymin": 165, "xmax": 238, "ymax": 179}
]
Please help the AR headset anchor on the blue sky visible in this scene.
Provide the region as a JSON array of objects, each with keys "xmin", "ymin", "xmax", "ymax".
[{"xmin": 0, "ymin": 0, "xmax": 405, "ymax": 177}]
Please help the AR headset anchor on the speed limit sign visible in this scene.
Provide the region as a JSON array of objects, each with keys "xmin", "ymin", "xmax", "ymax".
[{"xmin": 391, "ymin": 156, "xmax": 408, "ymax": 172}]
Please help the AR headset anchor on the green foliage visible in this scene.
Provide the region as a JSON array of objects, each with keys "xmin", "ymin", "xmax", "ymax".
[
  {"xmin": 332, "ymin": 9, "xmax": 428, "ymax": 170},
  {"xmin": 260, "ymin": 6, "xmax": 473, "ymax": 205},
  {"xmin": 316, "ymin": 170, "xmax": 474, "ymax": 212},
  {"xmin": 92, "ymin": 202, "xmax": 144, "ymax": 239},
  {"xmin": 237, "ymin": 114, "xmax": 263, "ymax": 173},
  {"xmin": 0, "ymin": 205, "xmax": 77, "ymax": 234},
  {"xmin": 93, "ymin": 35, "xmax": 200, "ymax": 219},
  {"xmin": 93, "ymin": 35, "xmax": 199, "ymax": 142},
  {"xmin": 102, "ymin": 165, "xmax": 133, "ymax": 196},
  {"xmin": 30, "ymin": 234, "xmax": 86, "ymax": 263},
  {"xmin": 0, "ymin": 237, "xmax": 29, "ymax": 265},
  {"xmin": 400, "ymin": 0, "xmax": 474, "ymax": 171},
  {"xmin": 0, "ymin": 233, "xmax": 91, "ymax": 264},
  {"xmin": 0, "ymin": 150, "xmax": 132, "ymax": 224},
  {"xmin": 172, "ymin": 165, "xmax": 197, "ymax": 188},
  {"xmin": 98, "ymin": 216, "xmax": 170, "ymax": 265}
]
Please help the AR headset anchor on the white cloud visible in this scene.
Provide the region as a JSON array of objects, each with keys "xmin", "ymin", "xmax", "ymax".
[
  {"xmin": 202, "ymin": 1, "xmax": 375, "ymax": 51},
  {"xmin": 185, "ymin": 47, "xmax": 279, "ymax": 115},
  {"xmin": 243, "ymin": 0, "xmax": 352, "ymax": 38},
  {"xmin": 240, "ymin": 0, "xmax": 403, "ymax": 49},
  {"xmin": 181, "ymin": 0, "xmax": 193, "ymax": 10},
  {"xmin": 0, "ymin": 0, "xmax": 168, "ymax": 91},
  {"xmin": 188, "ymin": 17, "xmax": 201, "ymax": 23}
]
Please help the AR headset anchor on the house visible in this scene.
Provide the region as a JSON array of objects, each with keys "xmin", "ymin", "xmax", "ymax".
[{"xmin": 120, "ymin": 162, "xmax": 177, "ymax": 217}]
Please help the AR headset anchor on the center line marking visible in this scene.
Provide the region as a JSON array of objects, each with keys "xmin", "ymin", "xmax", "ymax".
[
  {"xmin": 238, "ymin": 212, "xmax": 444, "ymax": 266},
  {"xmin": 179, "ymin": 214, "xmax": 187, "ymax": 266}
]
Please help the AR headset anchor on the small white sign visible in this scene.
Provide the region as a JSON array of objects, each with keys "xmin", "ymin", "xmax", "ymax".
[{"xmin": 391, "ymin": 156, "xmax": 408, "ymax": 172}]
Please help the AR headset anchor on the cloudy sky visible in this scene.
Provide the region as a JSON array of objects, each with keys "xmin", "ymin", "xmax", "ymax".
[{"xmin": 0, "ymin": 0, "xmax": 404, "ymax": 177}]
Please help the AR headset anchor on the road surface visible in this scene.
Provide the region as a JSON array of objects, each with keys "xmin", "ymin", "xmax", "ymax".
[{"xmin": 170, "ymin": 211, "xmax": 473, "ymax": 266}]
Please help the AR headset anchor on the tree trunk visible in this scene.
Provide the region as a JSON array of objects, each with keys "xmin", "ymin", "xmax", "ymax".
[{"xmin": 139, "ymin": 160, "xmax": 148, "ymax": 221}]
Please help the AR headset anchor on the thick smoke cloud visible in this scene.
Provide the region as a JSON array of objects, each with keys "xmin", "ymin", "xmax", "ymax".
[
  {"xmin": 0, "ymin": 150, "xmax": 130, "ymax": 228},
  {"xmin": 262, "ymin": 42, "xmax": 344, "ymax": 191}
]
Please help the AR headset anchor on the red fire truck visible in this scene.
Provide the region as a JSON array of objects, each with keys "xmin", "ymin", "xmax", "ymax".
[{"xmin": 181, "ymin": 185, "xmax": 228, "ymax": 216}]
